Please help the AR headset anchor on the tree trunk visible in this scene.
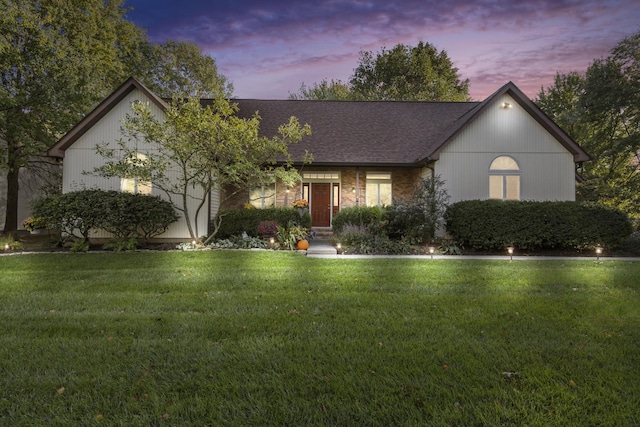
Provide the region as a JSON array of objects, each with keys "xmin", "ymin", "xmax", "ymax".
[{"xmin": 3, "ymin": 166, "xmax": 19, "ymax": 233}]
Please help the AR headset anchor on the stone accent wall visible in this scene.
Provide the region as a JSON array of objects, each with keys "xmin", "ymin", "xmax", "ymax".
[{"xmin": 392, "ymin": 168, "xmax": 422, "ymax": 203}]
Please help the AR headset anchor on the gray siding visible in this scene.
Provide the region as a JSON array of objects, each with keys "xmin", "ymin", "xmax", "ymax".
[
  {"xmin": 62, "ymin": 89, "xmax": 208, "ymax": 239},
  {"xmin": 435, "ymin": 94, "xmax": 576, "ymax": 203}
]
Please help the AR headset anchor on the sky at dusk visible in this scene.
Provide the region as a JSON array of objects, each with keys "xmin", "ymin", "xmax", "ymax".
[{"xmin": 124, "ymin": 0, "xmax": 640, "ymax": 101}]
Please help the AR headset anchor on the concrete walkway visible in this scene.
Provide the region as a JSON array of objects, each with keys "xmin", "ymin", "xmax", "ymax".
[{"xmin": 305, "ymin": 239, "xmax": 640, "ymax": 261}]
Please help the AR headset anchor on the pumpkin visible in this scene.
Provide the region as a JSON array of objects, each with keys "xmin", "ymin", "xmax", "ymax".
[{"xmin": 297, "ymin": 239, "xmax": 310, "ymax": 250}]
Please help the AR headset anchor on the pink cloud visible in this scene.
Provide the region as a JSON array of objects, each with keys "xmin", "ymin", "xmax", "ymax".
[{"xmin": 126, "ymin": 0, "xmax": 640, "ymax": 100}]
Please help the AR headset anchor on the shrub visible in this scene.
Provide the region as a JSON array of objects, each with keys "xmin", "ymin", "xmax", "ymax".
[
  {"xmin": 215, "ymin": 207, "xmax": 310, "ymax": 238},
  {"xmin": 0, "ymin": 235, "xmax": 24, "ymax": 251},
  {"xmin": 257, "ymin": 220, "xmax": 279, "ymax": 238},
  {"xmin": 331, "ymin": 206, "xmax": 385, "ymax": 235},
  {"xmin": 32, "ymin": 189, "xmax": 109, "ymax": 242},
  {"xmin": 385, "ymin": 176, "xmax": 449, "ymax": 244},
  {"xmin": 445, "ymin": 200, "xmax": 633, "ymax": 251},
  {"xmin": 127, "ymin": 193, "xmax": 179, "ymax": 241},
  {"xmin": 32, "ymin": 190, "xmax": 179, "ymax": 245}
]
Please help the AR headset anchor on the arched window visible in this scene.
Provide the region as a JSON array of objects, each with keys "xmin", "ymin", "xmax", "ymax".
[
  {"xmin": 489, "ymin": 156, "xmax": 520, "ymax": 200},
  {"xmin": 120, "ymin": 153, "xmax": 152, "ymax": 195}
]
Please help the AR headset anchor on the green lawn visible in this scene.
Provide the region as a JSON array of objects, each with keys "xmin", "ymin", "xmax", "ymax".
[{"xmin": 1, "ymin": 251, "xmax": 639, "ymax": 426}]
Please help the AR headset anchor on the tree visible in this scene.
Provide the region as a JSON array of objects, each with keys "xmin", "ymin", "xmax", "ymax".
[
  {"xmin": 536, "ymin": 30, "xmax": 640, "ymax": 227},
  {"xmin": 0, "ymin": 0, "xmax": 146, "ymax": 233},
  {"xmin": 289, "ymin": 79, "xmax": 352, "ymax": 100},
  {"xmin": 291, "ymin": 41, "xmax": 470, "ymax": 101},
  {"xmin": 92, "ymin": 96, "xmax": 312, "ymax": 243},
  {"xmin": 536, "ymin": 71, "xmax": 588, "ymax": 142},
  {"xmin": 137, "ymin": 40, "xmax": 232, "ymax": 99},
  {"xmin": 350, "ymin": 41, "xmax": 470, "ymax": 101}
]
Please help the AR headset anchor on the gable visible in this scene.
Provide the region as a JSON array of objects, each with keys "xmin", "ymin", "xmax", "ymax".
[
  {"xmin": 48, "ymin": 78, "xmax": 168, "ymax": 158},
  {"xmin": 428, "ymin": 82, "xmax": 589, "ymax": 163},
  {"xmin": 59, "ymin": 88, "xmax": 166, "ymax": 194},
  {"xmin": 441, "ymin": 93, "xmax": 572, "ymax": 156}
]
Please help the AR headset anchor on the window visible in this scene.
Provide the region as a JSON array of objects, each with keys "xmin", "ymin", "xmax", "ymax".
[
  {"xmin": 303, "ymin": 172, "xmax": 339, "ymax": 180},
  {"xmin": 120, "ymin": 153, "xmax": 152, "ymax": 195},
  {"xmin": 489, "ymin": 156, "xmax": 520, "ymax": 200},
  {"xmin": 249, "ymin": 183, "xmax": 276, "ymax": 208},
  {"xmin": 366, "ymin": 172, "xmax": 392, "ymax": 207}
]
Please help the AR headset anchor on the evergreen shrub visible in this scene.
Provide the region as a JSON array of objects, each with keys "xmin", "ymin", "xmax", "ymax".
[
  {"xmin": 331, "ymin": 206, "xmax": 385, "ymax": 234},
  {"xmin": 215, "ymin": 207, "xmax": 311, "ymax": 238},
  {"xmin": 32, "ymin": 190, "xmax": 179, "ymax": 244},
  {"xmin": 445, "ymin": 200, "xmax": 632, "ymax": 251}
]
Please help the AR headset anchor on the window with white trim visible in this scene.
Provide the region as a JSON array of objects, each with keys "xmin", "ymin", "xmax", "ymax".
[
  {"xmin": 249, "ymin": 183, "xmax": 276, "ymax": 208},
  {"xmin": 366, "ymin": 172, "xmax": 392, "ymax": 207},
  {"xmin": 120, "ymin": 153, "xmax": 152, "ymax": 195},
  {"xmin": 489, "ymin": 156, "xmax": 520, "ymax": 200}
]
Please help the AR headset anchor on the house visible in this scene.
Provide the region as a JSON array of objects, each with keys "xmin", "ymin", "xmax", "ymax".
[{"xmin": 47, "ymin": 77, "xmax": 589, "ymax": 238}]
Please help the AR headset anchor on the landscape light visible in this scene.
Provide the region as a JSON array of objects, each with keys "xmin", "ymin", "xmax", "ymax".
[
  {"xmin": 595, "ymin": 246, "xmax": 603, "ymax": 261},
  {"xmin": 336, "ymin": 242, "xmax": 341, "ymax": 251},
  {"xmin": 428, "ymin": 246, "xmax": 435, "ymax": 259},
  {"xmin": 3, "ymin": 243, "xmax": 9, "ymax": 250},
  {"xmin": 507, "ymin": 246, "xmax": 514, "ymax": 261}
]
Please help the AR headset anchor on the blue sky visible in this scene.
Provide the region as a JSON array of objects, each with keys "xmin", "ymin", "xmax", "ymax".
[{"xmin": 124, "ymin": 0, "xmax": 640, "ymax": 100}]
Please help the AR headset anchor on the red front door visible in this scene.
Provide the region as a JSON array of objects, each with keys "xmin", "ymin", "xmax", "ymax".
[{"xmin": 311, "ymin": 183, "xmax": 331, "ymax": 227}]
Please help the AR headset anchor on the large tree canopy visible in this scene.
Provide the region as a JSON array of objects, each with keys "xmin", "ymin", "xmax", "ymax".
[
  {"xmin": 537, "ymin": 30, "xmax": 640, "ymax": 227},
  {"xmin": 0, "ymin": 0, "xmax": 227, "ymax": 233},
  {"xmin": 0, "ymin": 0, "xmax": 145, "ymax": 232},
  {"xmin": 136, "ymin": 40, "xmax": 232, "ymax": 99},
  {"xmin": 291, "ymin": 41, "xmax": 470, "ymax": 101}
]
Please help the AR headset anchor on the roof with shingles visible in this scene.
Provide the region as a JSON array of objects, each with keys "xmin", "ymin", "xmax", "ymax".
[
  {"xmin": 49, "ymin": 78, "xmax": 589, "ymax": 164},
  {"xmin": 232, "ymin": 99, "xmax": 478, "ymax": 166}
]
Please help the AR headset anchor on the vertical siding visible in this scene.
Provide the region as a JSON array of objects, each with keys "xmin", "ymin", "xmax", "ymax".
[
  {"xmin": 436, "ymin": 94, "xmax": 576, "ymax": 203},
  {"xmin": 63, "ymin": 89, "xmax": 204, "ymax": 240}
]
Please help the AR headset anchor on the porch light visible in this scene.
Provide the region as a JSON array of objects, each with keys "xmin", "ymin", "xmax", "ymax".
[
  {"xmin": 428, "ymin": 246, "xmax": 435, "ymax": 259},
  {"xmin": 352, "ymin": 187, "xmax": 356, "ymax": 193},
  {"xmin": 595, "ymin": 246, "xmax": 603, "ymax": 261},
  {"xmin": 507, "ymin": 246, "xmax": 514, "ymax": 261},
  {"xmin": 502, "ymin": 102, "xmax": 512, "ymax": 109}
]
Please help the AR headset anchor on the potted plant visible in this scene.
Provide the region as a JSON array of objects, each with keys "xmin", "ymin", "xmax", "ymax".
[
  {"xmin": 292, "ymin": 199, "xmax": 309, "ymax": 216},
  {"xmin": 22, "ymin": 216, "xmax": 47, "ymax": 234}
]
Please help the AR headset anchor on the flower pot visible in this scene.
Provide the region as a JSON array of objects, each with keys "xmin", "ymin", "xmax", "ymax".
[{"xmin": 297, "ymin": 239, "xmax": 309, "ymax": 250}]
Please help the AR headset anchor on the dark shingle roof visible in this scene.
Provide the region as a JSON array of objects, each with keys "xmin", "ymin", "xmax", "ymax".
[
  {"xmin": 233, "ymin": 99, "xmax": 478, "ymax": 166},
  {"xmin": 49, "ymin": 78, "xmax": 589, "ymax": 164}
]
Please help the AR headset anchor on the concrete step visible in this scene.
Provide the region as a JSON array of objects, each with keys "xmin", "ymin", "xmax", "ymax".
[
  {"xmin": 311, "ymin": 227, "xmax": 334, "ymax": 239},
  {"xmin": 306, "ymin": 239, "xmax": 337, "ymax": 257}
]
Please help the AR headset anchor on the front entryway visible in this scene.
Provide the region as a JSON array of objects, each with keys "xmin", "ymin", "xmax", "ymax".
[{"xmin": 311, "ymin": 183, "xmax": 331, "ymax": 227}]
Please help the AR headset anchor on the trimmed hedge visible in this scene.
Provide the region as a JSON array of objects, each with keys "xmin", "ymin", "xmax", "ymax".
[
  {"xmin": 215, "ymin": 207, "xmax": 311, "ymax": 238},
  {"xmin": 445, "ymin": 200, "xmax": 633, "ymax": 251},
  {"xmin": 331, "ymin": 206, "xmax": 385, "ymax": 234},
  {"xmin": 32, "ymin": 190, "xmax": 179, "ymax": 242}
]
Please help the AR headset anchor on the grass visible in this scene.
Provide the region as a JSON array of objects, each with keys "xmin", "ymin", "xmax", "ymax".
[{"xmin": 0, "ymin": 251, "xmax": 639, "ymax": 426}]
